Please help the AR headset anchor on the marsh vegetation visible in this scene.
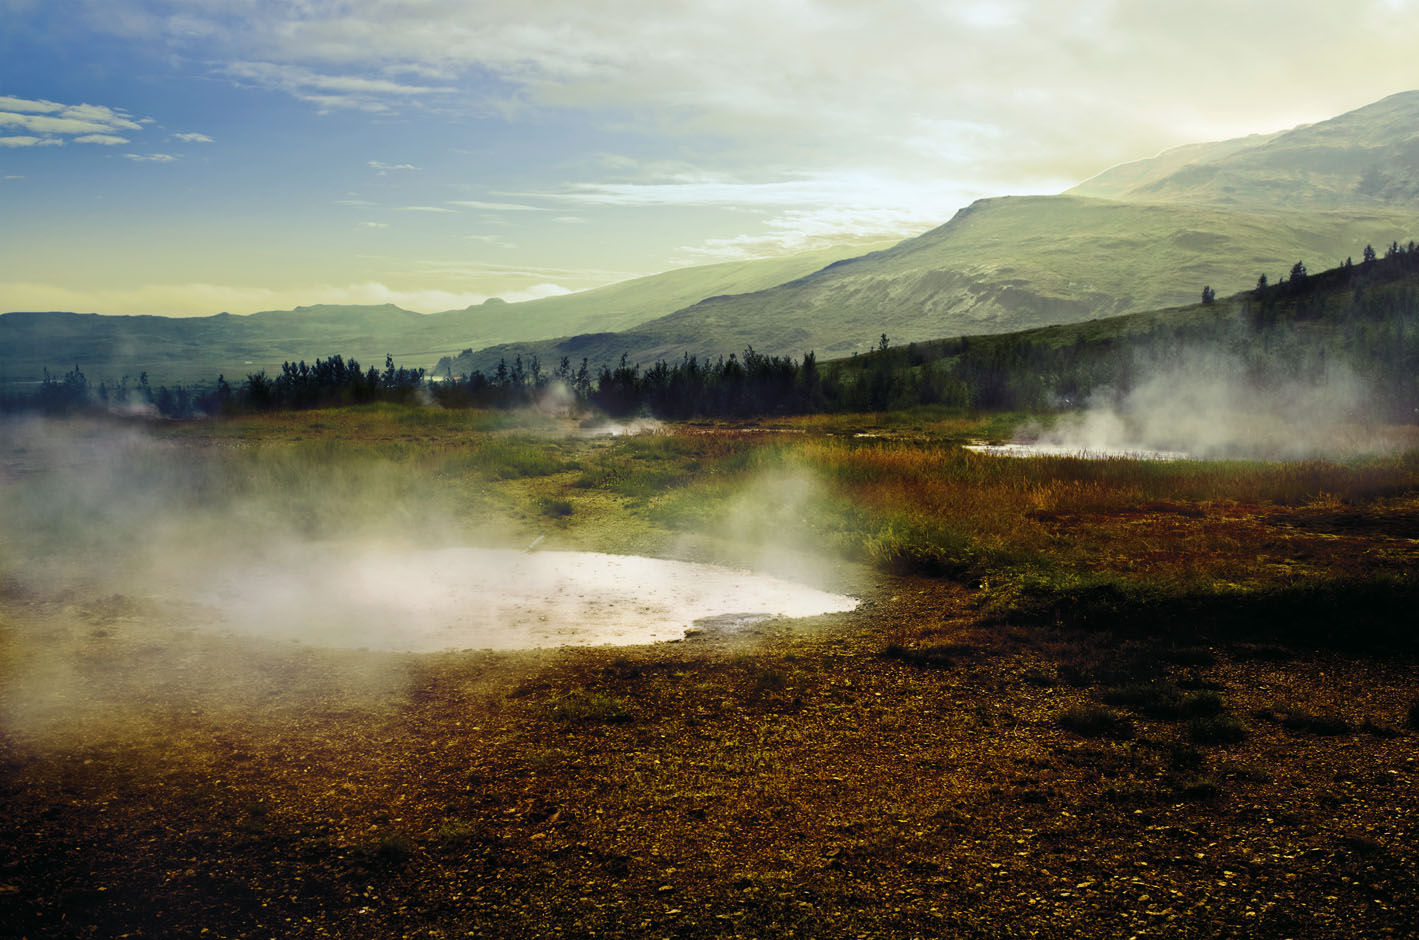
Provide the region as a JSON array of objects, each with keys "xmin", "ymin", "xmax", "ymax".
[{"xmin": 2, "ymin": 404, "xmax": 1417, "ymax": 938}]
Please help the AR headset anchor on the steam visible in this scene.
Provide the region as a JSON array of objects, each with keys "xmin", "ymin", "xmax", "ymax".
[
  {"xmin": 0, "ymin": 416, "xmax": 857, "ymax": 737},
  {"xmin": 1009, "ymin": 351, "xmax": 1400, "ymax": 460}
]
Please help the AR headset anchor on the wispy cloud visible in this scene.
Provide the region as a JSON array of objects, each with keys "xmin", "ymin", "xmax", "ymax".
[
  {"xmin": 356, "ymin": 221, "xmax": 388, "ymax": 229},
  {"xmin": 335, "ymin": 198, "xmax": 378, "ymax": 206},
  {"xmin": 123, "ymin": 152, "xmax": 179, "ymax": 163},
  {"xmin": 225, "ymin": 61, "xmax": 452, "ymax": 112},
  {"xmin": 396, "ymin": 205, "xmax": 455, "ymax": 213},
  {"xmin": 173, "ymin": 132, "xmax": 213, "ymax": 143},
  {"xmin": 0, "ymin": 136, "xmax": 64, "ymax": 148},
  {"xmin": 447, "ymin": 199, "xmax": 545, "ymax": 212},
  {"xmin": 74, "ymin": 134, "xmax": 129, "ymax": 145},
  {"xmin": 368, "ymin": 160, "xmax": 419, "ymax": 173}
]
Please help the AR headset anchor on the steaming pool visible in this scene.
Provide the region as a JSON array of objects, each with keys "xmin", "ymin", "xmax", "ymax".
[{"xmin": 170, "ymin": 546, "xmax": 859, "ymax": 653}]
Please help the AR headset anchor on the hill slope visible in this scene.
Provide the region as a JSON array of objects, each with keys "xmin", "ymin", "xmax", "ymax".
[
  {"xmin": 0, "ymin": 243, "xmax": 888, "ymax": 387},
  {"xmin": 447, "ymin": 196, "xmax": 1416, "ymax": 374}
]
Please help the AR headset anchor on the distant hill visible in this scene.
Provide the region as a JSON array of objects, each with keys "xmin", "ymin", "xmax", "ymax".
[{"xmin": 0, "ymin": 242, "xmax": 889, "ymax": 387}]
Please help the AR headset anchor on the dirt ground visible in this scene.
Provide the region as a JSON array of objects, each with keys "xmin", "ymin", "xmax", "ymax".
[{"xmin": 2, "ymin": 570, "xmax": 1416, "ymax": 939}]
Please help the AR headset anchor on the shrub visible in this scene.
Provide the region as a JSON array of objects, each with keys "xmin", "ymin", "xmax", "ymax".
[
  {"xmin": 539, "ymin": 497, "xmax": 574, "ymax": 517},
  {"xmin": 883, "ymin": 642, "xmax": 973, "ymax": 669},
  {"xmin": 1281, "ymin": 710, "xmax": 1352, "ymax": 736},
  {"xmin": 1180, "ymin": 690, "xmax": 1226, "ymax": 718},
  {"xmin": 374, "ymin": 831, "xmax": 414, "ymax": 864},
  {"xmin": 1059, "ymin": 705, "xmax": 1134, "ymax": 740},
  {"xmin": 1102, "ymin": 681, "xmax": 1183, "ymax": 719},
  {"xmin": 1189, "ymin": 715, "xmax": 1247, "ymax": 745}
]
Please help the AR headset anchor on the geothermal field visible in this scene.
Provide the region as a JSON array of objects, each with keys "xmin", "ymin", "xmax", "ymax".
[{"xmin": 2, "ymin": 408, "xmax": 1418, "ymax": 939}]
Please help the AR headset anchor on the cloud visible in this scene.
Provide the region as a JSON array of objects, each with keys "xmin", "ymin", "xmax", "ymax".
[
  {"xmin": 79, "ymin": 1, "xmax": 1419, "ymax": 195},
  {"xmin": 368, "ymin": 160, "xmax": 418, "ymax": 173},
  {"xmin": 356, "ymin": 221, "xmax": 388, "ymax": 229},
  {"xmin": 225, "ymin": 61, "xmax": 452, "ymax": 112},
  {"xmin": 0, "ymin": 95, "xmax": 65, "ymax": 114},
  {"xmin": 396, "ymin": 205, "xmax": 455, "ymax": 213},
  {"xmin": 173, "ymin": 132, "xmax": 213, "ymax": 143},
  {"xmin": 530, "ymin": 168, "xmax": 981, "ymax": 259},
  {"xmin": 0, "ymin": 136, "xmax": 64, "ymax": 148},
  {"xmin": 0, "ymin": 94, "xmax": 148, "ymax": 149},
  {"xmin": 335, "ymin": 198, "xmax": 377, "ymax": 206},
  {"xmin": 447, "ymin": 200, "xmax": 545, "ymax": 212},
  {"xmin": 123, "ymin": 153, "xmax": 179, "ymax": 163}
]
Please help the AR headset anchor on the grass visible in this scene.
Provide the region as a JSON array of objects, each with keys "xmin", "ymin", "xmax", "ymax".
[
  {"xmin": 549, "ymin": 690, "xmax": 633, "ymax": 724},
  {"xmin": 5, "ymin": 405, "xmax": 1419, "ymax": 940}
]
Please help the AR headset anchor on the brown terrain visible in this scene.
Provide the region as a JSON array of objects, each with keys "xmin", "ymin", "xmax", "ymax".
[{"xmin": 1, "ymin": 573, "xmax": 1415, "ymax": 938}]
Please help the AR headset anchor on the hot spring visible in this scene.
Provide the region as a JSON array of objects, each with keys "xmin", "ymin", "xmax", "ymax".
[
  {"xmin": 964, "ymin": 441, "xmax": 1190, "ymax": 461},
  {"xmin": 154, "ymin": 544, "xmax": 859, "ymax": 653}
]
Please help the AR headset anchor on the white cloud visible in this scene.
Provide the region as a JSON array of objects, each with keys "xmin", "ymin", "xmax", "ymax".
[
  {"xmin": 0, "ymin": 112, "xmax": 114, "ymax": 135},
  {"xmin": 368, "ymin": 160, "xmax": 418, "ymax": 172},
  {"xmin": 0, "ymin": 95, "xmax": 64, "ymax": 114},
  {"xmin": 123, "ymin": 153, "xmax": 179, "ymax": 163},
  {"xmin": 173, "ymin": 132, "xmax": 213, "ymax": 143},
  {"xmin": 84, "ymin": 1, "xmax": 1419, "ymax": 194},
  {"xmin": 0, "ymin": 136, "xmax": 63, "ymax": 148},
  {"xmin": 335, "ymin": 198, "xmax": 377, "ymax": 206},
  {"xmin": 447, "ymin": 200, "xmax": 545, "ymax": 212},
  {"xmin": 0, "ymin": 94, "xmax": 148, "ymax": 149},
  {"xmin": 356, "ymin": 221, "xmax": 388, "ymax": 228},
  {"xmin": 396, "ymin": 205, "xmax": 455, "ymax": 213},
  {"xmin": 225, "ymin": 61, "xmax": 452, "ymax": 112}
]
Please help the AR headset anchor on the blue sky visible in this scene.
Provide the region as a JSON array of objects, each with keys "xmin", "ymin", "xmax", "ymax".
[{"xmin": 2, "ymin": 0, "xmax": 1417, "ymax": 316}]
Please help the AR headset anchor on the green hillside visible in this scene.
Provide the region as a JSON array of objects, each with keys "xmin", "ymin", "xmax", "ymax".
[
  {"xmin": 0, "ymin": 242, "xmax": 888, "ymax": 387},
  {"xmin": 446, "ymin": 196, "xmax": 1417, "ymax": 374}
]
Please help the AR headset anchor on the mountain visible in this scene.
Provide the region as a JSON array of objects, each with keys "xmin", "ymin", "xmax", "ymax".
[
  {"xmin": 447, "ymin": 196, "xmax": 1416, "ymax": 374},
  {"xmin": 445, "ymin": 91, "xmax": 1419, "ymax": 375},
  {"xmin": 1070, "ymin": 90, "xmax": 1419, "ymax": 210},
  {"xmin": 0, "ymin": 242, "xmax": 889, "ymax": 387}
]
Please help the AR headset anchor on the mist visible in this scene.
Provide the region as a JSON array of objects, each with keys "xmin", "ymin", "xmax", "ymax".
[
  {"xmin": 1015, "ymin": 348, "xmax": 1405, "ymax": 460},
  {"xmin": 0, "ymin": 416, "xmax": 856, "ymax": 737}
]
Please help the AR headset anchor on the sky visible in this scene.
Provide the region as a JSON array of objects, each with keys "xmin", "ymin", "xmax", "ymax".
[{"xmin": 2, "ymin": 0, "xmax": 1417, "ymax": 317}]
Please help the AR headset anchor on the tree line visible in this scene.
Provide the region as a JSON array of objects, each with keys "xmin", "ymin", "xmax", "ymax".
[{"xmin": 6, "ymin": 242, "xmax": 1418, "ymax": 422}]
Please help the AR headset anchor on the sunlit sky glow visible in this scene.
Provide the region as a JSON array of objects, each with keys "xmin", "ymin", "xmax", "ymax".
[{"xmin": 2, "ymin": 0, "xmax": 1417, "ymax": 316}]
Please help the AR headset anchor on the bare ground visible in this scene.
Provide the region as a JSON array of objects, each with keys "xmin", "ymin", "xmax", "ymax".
[{"xmin": 2, "ymin": 574, "xmax": 1416, "ymax": 939}]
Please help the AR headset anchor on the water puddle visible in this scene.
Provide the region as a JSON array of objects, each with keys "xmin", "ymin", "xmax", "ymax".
[{"xmin": 164, "ymin": 545, "xmax": 858, "ymax": 652}]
